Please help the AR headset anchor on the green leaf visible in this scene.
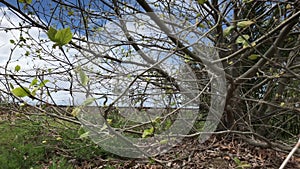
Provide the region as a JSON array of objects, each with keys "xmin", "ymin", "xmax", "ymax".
[
  {"xmin": 77, "ymin": 126, "xmax": 85, "ymax": 135},
  {"xmin": 197, "ymin": 0, "xmax": 207, "ymax": 5},
  {"xmin": 79, "ymin": 131, "xmax": 90, "ymax": 139},
  {"xmin": 243, "ymin": 0, "xmax": 254, "ymax": 3},
  {"xmin": 47, "ymin": 27, "xmax": 58, "ymax": 42},
  {"xmin": 159, "ymin": 139, "xmax": 168, "ymax": 144},
  {"xmin": 228, "ymin": 61, "xmax": 233, "ymax": 65},
  {"xmin": 107, "ymin": 119, "xmax": 113, "ymax": 125},
  {"xmin": 10, "ymin": 39, "xmax": 15, "ymax": 44},
  {"xmin": 100, "ymin": 124, "xmax": 108, "ymax": 131},
  {"xmin": 25, "ymin": 51, "xmax": 30, "ymax": 56},
  {"xmin": 30, "ymin": 77, "xmax": 38, "ymax": 87},
  {"xmin": 54, "ymin": 27, "xmax": 73, "ymax": 46},
  {"xmin": 78, "ymin": 68, "xmax": 89, "ymax": 86},
  {"xmin": 240, "ymin": 163, "xmax": 251, "ymax": 168},
  {"xmin": 153, "ymin": 117, "xmax": 161, "ymax": 123},
  {"xmin": 9, "ymin": 83, "xmax": 14, "ymax": 89},
  {"xmin": 83, "ymin": 97, "xmax": 96, "ymax": 106},
  {"xmin": 248, "ymin": 54, "xmax": 260, "ymax": 60},
  {"xmin": 71, "ymin": 107, "xmax": 81, "ymax": 117},
  {"xmin": 31, "ymin": 87, "xmax": 38, "ymax": 96},
  {"xmin": 286, "ymin": 4, "xmax": 292, "ymax": 9},
  {"xmin": 197, "ymin": 23, "xmax": 205, "ymax": 28},
  {"xmin": 68, "ymin": 10, "xmax": 74, "ymax": 16},
  {"xmin": 233, "ymin": 157, "xmax": 241, "ymax": 164},
  {"xmin": 223, "ymin": 26, "xmax": 235, "ymax": 36},
  {"xmin": 236, "ymin": 35, "xmax": 250, "ymax": 44},
  {"xmin": 14, "ymin": 65, "xmax": 21, "ymax": 72},
  {"xmin": 12, "ymin": 87, "xmax": 30, "ymax": 97},
  {"xmin": 142, "ymin": 127, "xmax": 154, "ymax": 138},
  {"xmin": 39, "ymin": 79, "xmax": 50, "ymax": 87},
  {"xmin": 165, "ymin": 119, "xmax": 172, "ymax": 129},
  {"xmin": 18, "ymin": 0, "xmax": 32, "ymax": 4},
  {"xmin": 47, "ymin": 27, "xmax": 73, "ymax": 46},
  {"xmin": 237, "ymin": 20, "xmax": 254, "ymax": 28}
]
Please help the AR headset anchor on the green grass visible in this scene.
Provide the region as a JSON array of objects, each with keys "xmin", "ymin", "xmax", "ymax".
[{"xmin": 0, "ymin": 114, "xmax": 113, "ymax": 169}]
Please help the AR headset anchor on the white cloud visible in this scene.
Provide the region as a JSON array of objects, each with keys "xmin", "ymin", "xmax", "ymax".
[{"xmin": 0, "ymin": 7, "xmax": 81, "ymax": 105}]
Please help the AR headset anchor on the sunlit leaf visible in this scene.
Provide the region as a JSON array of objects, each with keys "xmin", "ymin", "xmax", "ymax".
[
  {"xmin": 30, "ymin": 77, "xmax": 38, "ymax": 87},
  {"xmin": 184, "ymin": 59, "xmax": 191, "ymax": 63},
  {"xmin": 243, "ymin": 43, "xmax": 250, "ymax": 48},
  {"xmin": 248, "ymin": 54, "xmax": 260, "ymax": 60},
  {"xmin": 31, "ymin": 87, "xmax": 38, "ymax": 96},
  {"xmin": 286, "ymin": 4, "xmax": 292, "ymax": 9},
  {"xmin": 153, "ymin": 117, "xmax": 161, "ymax": 123},
  {"xmin": 47, "ymin": 27, "xmax": 58, "ymax": 42},
  {"xmin": 159, "ymin": 139, "xmax": 168, "ymax": 144},
  {"xmin": 12, "ymin": 87, "xmax": 30, "ymax": 97},
  {"xmin": 71, "ymin": 107, "xmax": 81, "ymax": 117},
  {"xmin": 197, "ymin": 23, "xmax": 205, "ymax": 28},
  {"xmin": 237, "ymin": 20, "xmax": 254, "ymax": 28},
  {"xmin": 233, "ymin": 157, "xmax": 241, "ymax": 164},
  {"xmin": 18, "ymin": 0, "xmax": 32, "ymax": 4},
  {"xmin": 25, "ymin": 51, "xmax": 30, "ymax": 56},
  {"xmin": 68, "ymin": 10, "xmax": 74, "ymax": 16},
  {"xmin": 142, "ymin": 127, "xmax": 154, "ymax": 138},
  {"xmin": 243, "ymin": 0, "xmax": 254, "ymax": 3},
  {"xmin": 100, "ymin": 124, "xmax": 108, "ymax": 131},
  {"xmin": 14, "ymin": 65, "xmax": 21, "ymax": 72},
  {"xmin": 223, "ymin": 26, "xmax": 235, "ymax": 36},
  {"xmin": 56, "ymin": 137, "xmax": 62, "ymax": 141},
  {"xmin": 236, "ymin": 35, "xmax": 250, "ymax": 44},
  {"xmin": 165, "ymin": 119, "xmax": 172, "ymax": 129},
  {"xmin": 274, "ymin": 73, "xmax": 280, "ymax": 78},
  {"xmin": 54, "ymin": 27, "xmax": 73, "ymax": 46},
  {"xmin": 83, "ymin": 97, "xmax": 96, "ymax": 106},
  {"xmin": 77, "ymin": 126, "xmax": 85, "ymax": 135},
  {"xmin": 251, "ymin": 42, "xmax": 256, "ymax": 47},
  {"xmin": 9, "ymin": 83, "xmax": 14, "ymax": 89},
  {"xmin": 197, "ymin": 0, "xmax": 207, "ymax": 5},
  {"xmin": 39, "ymin": 79, "xmax": 50, "ymax": 87},
  {"xmin": 107, "ymin": 119, "xmax": 113, "ymax": 125},
  {"xmin": 47, "ymin": 27, "xmax": 72, "ymax": 46},
  {"xmin": 78, "ymin": 68, "xmax": 89, "ymax": 86},
  {"xmin": 79, "ymin": 131, "xmax": 90, "ymax": 139},
  {"xmin": 240, "ymin": 163, "xmax": 251, "ymax": 168}
]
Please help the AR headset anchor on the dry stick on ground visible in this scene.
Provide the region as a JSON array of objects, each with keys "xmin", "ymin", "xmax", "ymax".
[{"xmin": 279, "ymin": 137, "xmax": 300, "ymax": 169}]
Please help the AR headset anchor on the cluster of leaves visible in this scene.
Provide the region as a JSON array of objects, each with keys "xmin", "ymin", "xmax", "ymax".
[
  {"xmin": 47, "ymin": 27, "xmax": 73, "ymax": 48},
  {"xmin": 11, "ymin": 78, "xmax": 50, "ymax": 98}
]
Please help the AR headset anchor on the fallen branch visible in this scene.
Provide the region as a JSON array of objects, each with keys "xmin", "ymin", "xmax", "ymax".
[{"xmin": 279, "ymin": 137, "xmax": 300, "ymax": 169}]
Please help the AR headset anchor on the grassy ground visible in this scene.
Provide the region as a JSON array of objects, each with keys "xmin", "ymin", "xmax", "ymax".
[{"xmin": 0, "ymin": 114, "xmax": 114, "ymax": 169}]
